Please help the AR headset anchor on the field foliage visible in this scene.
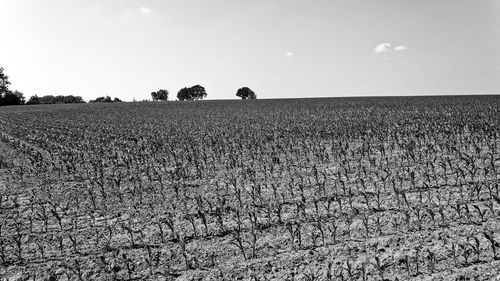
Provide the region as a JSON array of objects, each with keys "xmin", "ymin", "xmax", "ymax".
[{"xmin": 1, "ymin": 96, "xmax": 500, "ymax": 280}]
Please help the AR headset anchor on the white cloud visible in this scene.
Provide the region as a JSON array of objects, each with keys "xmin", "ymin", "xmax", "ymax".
[
  {"xmin": 374, "ymin": 43, "xmax": 391, "ymax": 54},
  {"xmin": 394, "ymin": 45, "xmax": 408, "ymax": 51},
  {"xmin": 286, "ymin": 52, "xmax": 294, "ymax": 57},
  {"xmin": 140, "ymin": 6, "xmax": 153, "ymax": 15},
  {"xmin": 374, "ymin": 43, "xmax": 410, "ymax": 58}
]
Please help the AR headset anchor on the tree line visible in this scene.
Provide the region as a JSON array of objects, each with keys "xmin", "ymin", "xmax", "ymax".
[
  {"xmin": 26, "ymin": 95, "xmax": 86, "ymax": 105},
  {"xmin": 1, "ymin": 66, "xmax": 257, "ymax": 106},
  {"xmin": 151, "ymin": 86, "xmax": 256, "ymax": 101},
  {"xmin": 0, "ymin": 67, "xmax": 87, "ymax": 106},
  {"xmin": 89, "ymin": 96, "xmax": 122, "ymax": 103}
]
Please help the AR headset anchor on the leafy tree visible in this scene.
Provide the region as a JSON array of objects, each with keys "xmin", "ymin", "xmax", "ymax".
[
  {"xmin": 0, "ymin": 67, "xmax": 10, "ymax": 97},
  {"xmin": 190, "ymin": 85, "xmax": 207, "ymax": 100},
  {"xmin": 177, "ymin": 87, "xmax": 191, "ymax": 101},
  {"xmin": 26, "ymin": 95, "xmax": 41, "ymax": 105},
  {"xmin": 236, "ymin": 87, "xmax": 256, "ymax": 99},
  {"xmin": 3, "ymin": 90, "xmax": 26, "ymax": 105},
  {"xmin": 90, "ymin": 96, "xmax": 112, "ymax": 103},
  {"xmin": 113, "ymin": 98, "xmax": 122, "ymax": 102},
  {"xmin": 0, "ymin": 68, "xmax": 25, "ymax": 106},
  {"xmin": 177, "ymin": 85, "xmax": 207, "ymax": 101},
  {"xmin": 151, "ymin": 89, "xmax": 169, "ymax": 101}
]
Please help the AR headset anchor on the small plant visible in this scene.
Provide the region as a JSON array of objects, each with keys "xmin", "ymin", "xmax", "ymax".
[
  {"xmin": 312, "ymin": 217, "xmax": 326, "ymax": 246},
  {"xmin": 359, "ymin": 261, "xmax": 368, "ymax": 281},
  {"xmin": 177, "ymin": 233, "xmax": 192, "ymax": 269},
  {"xmin": 472, "ymin": 204, "xmax": 488, "ymax": 222},
  {"xmin": 68, "ymin": 233, "xmax": 80, "ymax": 254},
  {"xmin": 230, "ymin": 210, "xmax": 247, "ymax": 260},
  {"xmin": 361, "ymin": 213, "xmax": 370, "ymax": 238},
  {"xmin": 414, "ymin": 245, "xmax": 422, "ymax": 275},
  {"xmin": 372, "ymin": 256, "xmax": 390, "ymax": 280},
  {"xmin": 304, "ymin": 269, "xmax": 320, "ymax": 281},
  {"xmin": 483, "ymin": 230, "xmax": 499, "ymax": 260},
  {"xmin": 120, "ymin": 252, "xmax": 136, "ymax": 280},
  {"xmin": 468, "ymin": 235, "xmax": 481, "ymax": 262},
  {"xmin": 329, "ymin": 216, "xmax": 339, "ymax": 244},
  {"xmin": 325, "ymin": 261, "xmax": 334, "ymax": 280},
  {"xmin": 286, "ymin": 221, "xmax": 303, "ymax": 250},
  {"xmin": 426, "ymin": 249, "xmax": 436, "ymax": 273},
  {"xmin": 64, "ymin": 258, "xmax": 84, "ymax": 281},
  {"xmin": 12, "ymin": 221, "xmax": 24, "ymax": 261},
  {"xmin": 459, "ymin": 243, "xmax": 472, "ymax": 266},
  {"xmin": 451, "ymin": 242, "xmax": 459, "ymax": 267},
  {"xmin": 343, "ymin": 258, "xmax": 357, "ymax": 280}
]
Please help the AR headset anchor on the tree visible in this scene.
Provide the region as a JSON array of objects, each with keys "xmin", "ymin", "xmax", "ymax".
[
  {"xmin": 177, "ymin": 87, "xmax": 191, "ymax": 101},
  {"xmin": 151, "ymin": 89, "xmax": 169, "ymax": 101},
  {"xmin": 236, "ymin": 87, "xmax": 256, "ymax": 99},
  {"xmin": 0, "ymin": 67, "xmax": 10, "ymax": 97},
  {"xmin": 177, "ymin": 85, "xmax": 207, "ymax": 101},
  {"xmin": 190, "ymin": 85, "xmax": 207, "ymax": 100},
  {"xmin": 3, "ymin": 90, "xmax": 26, "ymax": 105},
  {"xmin": 90, "ymin": 96, "xmax": 112, "ymax": 103},
  {"xmin": 26, "ymin": 95, "xmax": 41, "ymax": 105},
  {"xmin": 0, "ymin": 68, "xmax": 25, "ymax": 106}
]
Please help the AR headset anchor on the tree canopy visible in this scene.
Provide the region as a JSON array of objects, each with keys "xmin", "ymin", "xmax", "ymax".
[
  {"xmin": 0, "ymin": 67, "xmax": 10, "ymax": 96},
  {"xmin": 4, "ymin": 90, "xmax": 26, "ymax": 105},
  {"xmin": 151, "ymin": 89, "xmax": 169, "ymax": 101},
  {"xmin": 236, "ymin": 87, "xmax": 256, "ymax": 99},
  {"xmin": 26, "ymin": 95, "xmax": 85, "ymax": 105},
  {"xmin": 0, "ymin": 67, "xmax": 26, "ymax": 106},
  {"xmin": 90, "ymin": 96, "xmax": 121, "ymax": 103},
  {"xmin": 177, "ymin": 85, "xmax": 207, "ymax": 101}
]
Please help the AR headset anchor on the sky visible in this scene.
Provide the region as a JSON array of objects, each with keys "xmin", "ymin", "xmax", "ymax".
[{"xmin": 0, "ymin": 0, "xmax": 499, "ymax": 101}]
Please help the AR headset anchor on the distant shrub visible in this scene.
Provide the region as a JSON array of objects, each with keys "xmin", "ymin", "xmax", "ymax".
[
  {"xmin": 151, "ymin": 89, "xmax": 169, "ymax": 101},
  {"xmin": 236, "ymin": 87, "xmax": 256, "ymax": 99},
  {"xmin": 26, "ymin": 95, "xmax": 85, "ymax": 105},
  {"xmin": 90, "ymin": 96, "xmax": 121, "ymax": 103}
]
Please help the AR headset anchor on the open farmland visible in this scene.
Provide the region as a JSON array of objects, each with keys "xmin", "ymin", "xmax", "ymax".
[{"xmin": 1, "ymin": 96, "xmax": 500, "ymax": 280}]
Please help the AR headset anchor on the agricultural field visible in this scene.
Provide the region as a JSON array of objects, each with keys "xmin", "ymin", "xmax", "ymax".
[{"xmin": 1, "ymin": 96, "xmax": 500, "ymax": 280}]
